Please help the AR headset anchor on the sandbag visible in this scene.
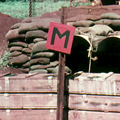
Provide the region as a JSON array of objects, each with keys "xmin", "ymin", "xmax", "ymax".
[
  {"xmin": 22, "ymin": 18, "xmax": 60, "ymax": 30},
  {"xmin": 9, "ymin": 54, "xmax": 29, "ymax": 65},
  {"xmin": 18, "ymin": 23, "xmax": 38, "ymax": 34},
  {"xmin": 22, "ymin": 61, "xmax": 31, "ymax": 68},
  {"xmin": 10, "ymin": 51, "xmax": 22, "ymax": 57},
  {"xmin": 30, "ymin": 61, "xmax": 58, "ymax": 70},
  {"xmin": 28, "ymin": 43, "xmax": 34, "ymax": 50},
  {"xmin": 72, "ymin": 20, "xmax": 95, "ymax": 27},
  {"xmin": 47, "ymin": 66, "xmax": 72, "ymax": 74},
  {"xmin": 32, "ymin": 41, "xmax": 48, "ymax": 54},
  {"xmin": 22, "ymin": 48, "xmax": 31, "ymax": 54},
  {"xmin": 109, "ymin": 20, "xmax": 120, "ymax": 31},
  {"xmin": 29, "ymin": 69, "xmax": 48, "ymax": 73},
  {"xmin": 6, "ymin": 29, "xmax": 25, "ymax": 41},
  {"xmin": 8, "ymin": 41, "xmax": 28, "ymax": 48},
  {"xmin": 9, "ymin": 46, "xmax": 23, "ymax": 52},
  {"xmin": 95, "ymin": 19, "xmax": 112, "ymax": 26},
  {"xmin": 100, "ymin": 13, "xmax": 120, "ymax": 19},
  {"xmin": 31, "ymin": 52, "xmax": 54, "ymax": 59},
  {"xmin": 25, "ymin": 30, "xmax": 47, "ymax": 40},
  {"xmin": 11, "ymin": 23, "xmax": 21, "ymax": 30},
  {"xmin": 20, "ymin": 68, "xmax": 29, "ymax": 73},
  {"xmin": 33, "ymin": 38, "xmax": 45, "ymax": 43},
  {"xmin": 88, "ymin": 24, "xmax": 114, "ymax": 36},
  {"xmin": 30, "ymin": 57, "xmax": 50, "ymax": 65}
]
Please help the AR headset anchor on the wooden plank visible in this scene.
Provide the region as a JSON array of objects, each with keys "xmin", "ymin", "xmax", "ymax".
[
  {"xmin": 69, "ymin": 94, "xmax": 120, "ymax": 112},
  {"xmin": 69, "ymin": 73, "xmax": 120, "ymax": 95},
  {"xmin": 0, "ymin": 93, "xmax": 120, "ymax": 112},
  {"xmin": 0, "ymin": 73, "xmax": 120, "ymax": 95},
  {"xmin": 69, "ymin": 110, "xmax": 120, "ymax": 120},
  {"xmin": 0, "ymin": 110, "xmax": 56, "ymax": 120},
  {"xmin": 0, "ymin": 109, "xmax": 120, "ymax": 120},
  {"xmin": 0, "ymin": 94, "xmax": 57, "ymax": 109},
  {"xmin": 0, "ymin": 75, "xmax": 57, "ymax": 93}
]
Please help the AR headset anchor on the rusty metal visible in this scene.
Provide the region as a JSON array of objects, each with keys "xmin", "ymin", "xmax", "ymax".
[
  {"xmin": 57, "ymin": 7, "xmax": 68, "ymax": 120},
  {"xmin": 29, "ymin": 0, "xmax": 33, "ymax": 17}
]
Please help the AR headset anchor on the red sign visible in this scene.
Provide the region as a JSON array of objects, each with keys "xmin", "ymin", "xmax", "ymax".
[{"xmin": 46, "ymin": 22, "xmax": 75, "ymax": 54}]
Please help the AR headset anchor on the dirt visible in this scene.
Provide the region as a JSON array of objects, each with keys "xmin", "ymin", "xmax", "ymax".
[{"xmin": 0, "ymin": 12, "xmax": 23, "ymax": 75}]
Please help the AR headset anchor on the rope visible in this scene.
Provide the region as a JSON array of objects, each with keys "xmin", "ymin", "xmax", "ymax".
[
  {"xmin": 29, "ymin": 0, "xmax": 33, "ymax": 17},
  {"xmin": 88, "ymin": 34, "xmax": 93, "ymax": 73}
]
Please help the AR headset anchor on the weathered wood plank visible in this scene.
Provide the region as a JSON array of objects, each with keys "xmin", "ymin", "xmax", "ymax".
[
  {"xmin": 0, "ymin": 74, "xmax": 57, "ymax": 93},
  {"xmin": 0, "ymin": 109, "xmax": 120, "ymax": 120},
  {"xmin": 69, "ymin": 110, "xmax": 120, "ymax": 120},
  {"xmin": 70, "ymin": 73, "xmax": 120, "ymax": 95},
  {"xmin": 0, "ymin": 94, "xmax": 57, "ymax": 109},
  {"xmin": 0, "ymin": 93, "xmax": 120, "ymax": 112},
  {"xmin": 69, "ymin": 94, "xmax": 120, "ymax": 112},
  {"xmin": 1, "ymin": 73, "xmax": 120, "ymax": 95},
  {"xmin": 0, "ymin": 110, "xmax": 56, "ymax": 120}
]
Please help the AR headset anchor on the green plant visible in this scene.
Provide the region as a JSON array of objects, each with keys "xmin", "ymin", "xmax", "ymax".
[
  {"xmin": 0, "ymin": 1, "xmax": 70, "ymax": 19},
  {"xmin": 0, "ymin": 50, "xmax": 12, "ymax": 69}
]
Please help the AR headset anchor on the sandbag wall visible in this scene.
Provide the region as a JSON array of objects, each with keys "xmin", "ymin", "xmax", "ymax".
[
  {"xmin": 6, "ymin": 11, "xmax": 120, "ymax": 73},
  {"xmin": 69, "ymin": 12, "xmax": 120, "ymax": 73},
  {"xmin": 5, "ymin": 18, "xmax": 71, "ymax": 74}
]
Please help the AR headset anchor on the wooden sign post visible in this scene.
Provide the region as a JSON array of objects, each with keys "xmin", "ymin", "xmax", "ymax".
[
  {"xmin": 57, "ymin": 7, "xmax": 67, "ymax": 120},
  {"xmin": 46, "ymin": 7, "xmax": 75, "ymax": 120}
]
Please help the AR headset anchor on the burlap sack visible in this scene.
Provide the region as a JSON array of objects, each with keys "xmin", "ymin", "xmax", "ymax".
[
  {"xmin": 9, "ymin": 54, "xmax": 29, "ymax": 65},
  {"xmin": 11, "ymin": 23, "xmax": 21, "ymax": 30},
  {"xmin": 31, "ymin": 52, "xmax": 54, "ymax": 59},
  {"xmin": 6, "ymin": 29, "xmax": 25, "ymax": 41},
  {"xmin": 88, "ymin": 24, "xmax": 113, "ymax": 36},
  {"xmin": 25, "ymin": 30, "xmax": 47, "ymax": 40},
  {"xmin": 72, "ymin": 20, "xmax": 95, "ymax": 27},
  {"xmin": 9, "ymin": 46, "xmax": 23, "ymax": 52},
  {"xmin": 100, "ymin": 13, "xmax": 120, "ymax": 19},
  {"xmin": 30, "ymin": 61, "xmax": 58, "ymax": 70},
  {"xmin": 10, "ymin": 51, "xmax": 22, "ymax": 57},
  {"xmin": 29, "ymin": 69, "xmax": 48, "ymax": 73},
  {"xmin": 32, "ymin": 41, "xmax": 48, "ymax": 54},
  {"xmin": 30, "ymin": 58, "xmax": 50, "ymax": 65},
  {"xmin": 8, "ymin": 41, "xmax": 28, "ymax": 48},
  {"xmin": 8, "ymin": 41, "xmax": 28, "ymax": 47}
]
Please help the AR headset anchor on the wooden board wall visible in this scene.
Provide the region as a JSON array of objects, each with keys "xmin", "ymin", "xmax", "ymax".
[{"xmin": 0, "ymin": 73, "xmax": 120, "ymax": 120}]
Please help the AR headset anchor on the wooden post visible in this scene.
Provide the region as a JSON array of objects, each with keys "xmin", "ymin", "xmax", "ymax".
[{"xmin": 57, "ymin": 7, "xmax": 68, "ymax": 120}]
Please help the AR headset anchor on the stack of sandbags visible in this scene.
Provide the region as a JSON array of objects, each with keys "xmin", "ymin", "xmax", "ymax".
[
  {"xmin": 30, "ymin": 41, "xmax": 59, "ymax": 73},
  {"xmin": 6, "ymin": 17, "xmax": 72, "ymax": 74},
  {"xmin": 6, "ymin": 28, "xmax": 30, "ymax": 73},
  {"xmin": 69, "ymin": 12, "xmax": 120, "ymax": 50}
]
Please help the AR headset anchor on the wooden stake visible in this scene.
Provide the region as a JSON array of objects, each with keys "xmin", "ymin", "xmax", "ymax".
[{"xmin": 57, "ymin": 7, "xmax": 67, "ymax": 120}]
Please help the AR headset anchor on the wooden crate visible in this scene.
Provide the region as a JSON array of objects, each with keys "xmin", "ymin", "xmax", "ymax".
[{"xmin": 0, "ymin": 73, "xmax": 120, "ymax": 120}]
